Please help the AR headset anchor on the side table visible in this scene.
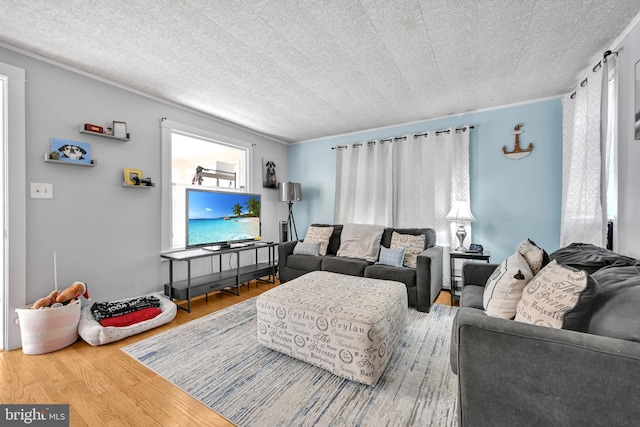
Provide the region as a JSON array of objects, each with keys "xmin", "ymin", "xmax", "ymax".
[{"xmin": 450, "ymin": 251, "xmax": 491, "ymax": 305}]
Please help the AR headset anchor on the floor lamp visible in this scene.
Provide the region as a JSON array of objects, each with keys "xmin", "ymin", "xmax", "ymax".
[{"xmin": 279, "ymin": 182, "xmax": 302, "ymax": 241}]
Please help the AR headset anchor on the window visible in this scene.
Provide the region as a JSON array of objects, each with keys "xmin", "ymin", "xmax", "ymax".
[{"xmin": 161, "ymin": 120, "xmax": 253, "ymax": 250}]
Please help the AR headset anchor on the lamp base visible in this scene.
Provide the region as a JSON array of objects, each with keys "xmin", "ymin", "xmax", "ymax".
[{"xmin": 455, "ymin": 225, "xmax": 467, "ymax": 252}]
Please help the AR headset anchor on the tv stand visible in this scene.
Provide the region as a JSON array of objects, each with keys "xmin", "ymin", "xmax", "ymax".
[{"xmin": 161, "ymin": 242, "xmax": 278, "ymax": 312}]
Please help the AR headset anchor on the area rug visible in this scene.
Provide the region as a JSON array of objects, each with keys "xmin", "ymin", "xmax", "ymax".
[{"xmin": 122, "ymin": 298, "xmax": 459, "ymax": 426}]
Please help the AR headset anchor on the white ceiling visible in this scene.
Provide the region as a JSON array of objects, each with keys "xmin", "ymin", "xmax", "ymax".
[{"xmin": 0, "ymin": 1, "xmax": 638, "ymax": 143}]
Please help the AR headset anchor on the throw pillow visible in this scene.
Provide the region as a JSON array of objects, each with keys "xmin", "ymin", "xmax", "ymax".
[
  {"xmin": 515, "ymin": 260, "xmax": 599, "ymax": 330},
  {"xmin": 303, "ymin": 226, "xmax": 334, "ymax": 256},
  {"xmin": 483, "ymin": 252, "xmax": 534, "ymax": 319},
  {"xmin": 337, "ymin": 223, "xmax": 385, "ymax": 262},
  {"xmin": 390, "ymin": 232, "xmax": 426, "ymax": 268},
  {"xmin": 517, "ymin": 239, "xmax": 549, "ymax": 275},
  {"xmin": 293, "ymin": 241, "xmax": 322, "ymax": 256},
  {"xmin": 376, "ymin": 246, "xmax": 407, "ymax": 268}
]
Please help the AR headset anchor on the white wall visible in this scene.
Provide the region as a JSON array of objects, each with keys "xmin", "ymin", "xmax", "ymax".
[
  {"xmin": 616, "ymin": 18, "xmax": 640, "ymax": 258},
  {"xmin": 1, "ymin": 46, "xmax": 289, "ymax": 347}
]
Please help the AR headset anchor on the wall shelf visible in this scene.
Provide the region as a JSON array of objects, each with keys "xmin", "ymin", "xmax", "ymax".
[
  {"xmin": 122, "ymin": 181, "xmax": 155, "ymax": 188},
  {"xmin": 79, "ymin": 124, "xmax": 130, "ymax": 141},
  {"xmin": 44, "ymin": 153, "xmax": 97, "ymax": 166}
]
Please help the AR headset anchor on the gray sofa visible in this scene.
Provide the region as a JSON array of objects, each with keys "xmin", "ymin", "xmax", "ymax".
[
  {"xmin": 450, "ymin": 243, "xmax": 640, "ymax": 426},
  {"xmin": 278, "ymin": 224, "xmax": 443, "ymax": 312}
]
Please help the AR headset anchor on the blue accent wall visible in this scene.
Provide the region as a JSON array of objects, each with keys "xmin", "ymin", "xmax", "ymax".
[{"xmin": 289, "ymin": 98, "xmax": 562, "ymax": 263}]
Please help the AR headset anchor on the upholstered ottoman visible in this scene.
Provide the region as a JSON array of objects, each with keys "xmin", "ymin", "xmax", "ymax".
[{"xmin": 256, "ymin": 271, "xmax": 407, "ymax": 386}]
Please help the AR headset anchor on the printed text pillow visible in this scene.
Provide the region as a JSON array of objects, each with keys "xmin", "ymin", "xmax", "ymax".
[
  {"xmin": 390, "ymin": 232, "xmax": 426, "ymax": 268},
  {"xmin": 517, "ymin": 239, "xmax": 549, "ymax": 275},
  {"xmin": 303, "ymin": 226, "xmax": 334, "ymax": 256},
  {"xmin": 515, "ymin": 260, "xmax": 599, "ymax": 330}
]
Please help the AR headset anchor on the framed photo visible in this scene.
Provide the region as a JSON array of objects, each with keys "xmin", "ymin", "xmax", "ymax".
[
  {"xmin": 51, "ymin": 138, "xmax": 92, "ymax": 165},
  {"xmin": 124, "ymin": 168, "xmax": 143, "ymax": 185},
  {"xmin": 262, "ymin": 159, "xmax": 278, "ymax": 189},
  {"xmin": 113, "ymin": 121, "xmax": 128, "ymax": 139},
  {"xmin": 635, "ymin": 60, "xmax": 640, "ymax": 140}
]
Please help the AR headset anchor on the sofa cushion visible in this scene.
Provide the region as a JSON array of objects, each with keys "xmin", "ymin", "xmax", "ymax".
[
  {"xmin": 382, "ymin": 228, "xmax": 436, "ymax": 249},
  {"xmin": 587, "ymin": 264, "xmax": 640, "ymax": 342},
  {"xmin": 517, "ymin": 239, "xmax": 549, "ymax": 275},
  {"xmin": 483, "ymin": 252, "xmax": 533, "ymax": 319},
  {"xmin": 390, "ymin": 232, "xmax": 426, "ymax": 268},
  {"xmin": 365, "ymin": 265, "xmax": 417, "ymax": 287},
  {"xmin": 322, "ymin": 256, "xmax": 371, "ymax": 277},
  {"xmin": 293, "ymin": 241, "xmax": 321, "ymax": 256},
  {"xmin": 303, "ymin": 225, "xmax": 333, "ymax": 256},
  {"xmin": 377, "ymin": 246, "xmax": 406, "ymax": 268},
  {"xmin": 515, "ymin": 260, "xmax": 599, "ymax": 330},
  {"xmin": 287, "ymin": 254, "xmax": 325, "ymax": 271},
  {"xmin": 336, "ymin": 223, "xmax": 385, "ymax": 262},
  {"xmin": 549, "ymin": 243, "xmax": 636, "ymax": 274},
  {"xmin": 311, "ymin": 224, "xmax": 343, "ymax": 256},
  {"xmin": 461, "ymin": 285, "xmax": 485, "ymax": 309}
]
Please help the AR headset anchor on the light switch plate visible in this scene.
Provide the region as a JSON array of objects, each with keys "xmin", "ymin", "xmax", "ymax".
[{"xmin": 30, "ymin": 183, "xmax": 53, "ymax": 199}]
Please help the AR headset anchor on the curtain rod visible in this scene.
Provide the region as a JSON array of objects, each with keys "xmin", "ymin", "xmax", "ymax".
[
  {"xmin": 570, "ymin": 49, "xmax": 618, "ymax": 99},
  {"xmin": 331, "ymin": 125, "xmax": 474, "ymax": 150}
]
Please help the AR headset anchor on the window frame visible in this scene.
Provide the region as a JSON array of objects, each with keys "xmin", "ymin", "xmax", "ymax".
[{"xmin": 160, "ymin": 119, "xmax": 254, "ymax": 251}]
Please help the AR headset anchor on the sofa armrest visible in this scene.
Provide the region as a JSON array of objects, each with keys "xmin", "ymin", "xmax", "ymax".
[
  {"xmin": 277, "ymin": 240, "xmax": 299, "ymax": 266},
  {"xmin": 451, "ymin": 307, "xmax": 640, "ymax": 426},
  {"xmin": 461, "ymin": 262, "xmax": 498, "ymax": 288},
  {"xmin": 415, "ymin": 245, "xmax": 443, "ymax": 312}
]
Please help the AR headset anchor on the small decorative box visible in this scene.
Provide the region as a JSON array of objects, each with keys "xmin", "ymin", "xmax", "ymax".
[{"xmin": 84, "ymin": 123, "xmax": 104, "ymax": 133}]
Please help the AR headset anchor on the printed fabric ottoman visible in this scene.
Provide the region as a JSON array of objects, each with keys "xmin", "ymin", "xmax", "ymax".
[{"xmin": 256, "ymin": 270, "xmax": 408, "ymax": 386}]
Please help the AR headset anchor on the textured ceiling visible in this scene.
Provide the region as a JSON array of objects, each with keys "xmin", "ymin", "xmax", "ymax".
[{"xmin": 0, "ymin": 1, "xmax": 638, "ymax": 143}]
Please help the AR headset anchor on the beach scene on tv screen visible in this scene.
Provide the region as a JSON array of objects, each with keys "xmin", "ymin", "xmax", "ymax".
[{"xmin": 188, "ymin": 191, "xmax": 260, "ymax": 246}]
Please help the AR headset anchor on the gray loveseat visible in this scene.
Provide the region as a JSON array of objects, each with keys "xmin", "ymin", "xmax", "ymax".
[
  {"xmin": 450, "ymin": 243, "xmax": 640, "ymax": 426},
  {"xmin": 278, "ymin": 224, "xmax": 443, "ymax": 312}
]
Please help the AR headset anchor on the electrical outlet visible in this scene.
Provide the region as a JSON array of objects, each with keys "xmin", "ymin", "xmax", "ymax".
[{"xmin": 30, "ymin": 183, "xmax": 53, "ymax": 199}]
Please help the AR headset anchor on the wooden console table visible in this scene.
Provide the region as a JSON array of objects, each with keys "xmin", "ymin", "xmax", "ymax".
[{"xmin": 161, "ymin": 242, "xmax": 278, "ymax": 312}]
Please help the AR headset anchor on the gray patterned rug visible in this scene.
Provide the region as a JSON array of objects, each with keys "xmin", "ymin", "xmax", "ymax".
[{"xmin": 122, "ymin": 298, "xmax": 459, "ymax": 426}]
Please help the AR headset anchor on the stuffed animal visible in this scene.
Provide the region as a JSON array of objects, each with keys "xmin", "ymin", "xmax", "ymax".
[
  {"xmin": 32, "ymin": 290, "xmax": 60, "ymax": 309},
  {"xmin": 56, "ymin": 281, "xmax": 89, "ymax": 304}
]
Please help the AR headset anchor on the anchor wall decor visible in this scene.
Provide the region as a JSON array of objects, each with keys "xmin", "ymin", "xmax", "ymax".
[{"xmin": 502, "ymin": 123, "xmax": 533, "ymax": 160}]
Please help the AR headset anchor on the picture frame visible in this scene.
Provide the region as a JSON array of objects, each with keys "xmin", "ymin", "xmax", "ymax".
[
  {"xmin": 124, "ymin": 168, "xmax": 143, "ymax": 185},
  {"xmin": 51, "ymin": 138, "xmax": 92, "ymax": 165},
  {"xmin": 113, "ymin": 121, "xmax": 128, "ymax": 139},
  {"xmin": 262, "ymin": 159, "xmax": 278, "ymax": 189},
  {"xmin": 635, "ymin": 60, "xmax": 640, "ymax": 140}
]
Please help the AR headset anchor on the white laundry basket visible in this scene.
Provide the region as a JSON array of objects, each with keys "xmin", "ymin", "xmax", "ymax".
[{"xmin": 15, "ymin": 300, "xmax": 81, "ymax": 355}]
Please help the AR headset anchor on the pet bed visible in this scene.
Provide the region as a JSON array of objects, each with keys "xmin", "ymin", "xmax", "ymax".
[{"xmin": 78, "ymin": 292, "xmax": 177, "ymax": 346}]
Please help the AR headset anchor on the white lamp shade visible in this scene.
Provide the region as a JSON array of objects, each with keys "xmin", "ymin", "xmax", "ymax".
[
  {"xmin": 278, "ymin": 182, "xmax": 302, "ymax": 202},
  {"xmin": 445, "ymin": 200, "xmax": 476, "ymax": 222}
]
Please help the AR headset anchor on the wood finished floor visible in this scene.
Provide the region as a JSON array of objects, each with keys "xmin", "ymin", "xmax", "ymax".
[{"xmin": 0, "ymin": 280, "xmax": 455, "ymax": 426}]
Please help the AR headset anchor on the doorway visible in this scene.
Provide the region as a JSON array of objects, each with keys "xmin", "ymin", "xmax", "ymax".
[{"xmin": 0, "ymin": 60, "xmax": 26, "ymax": 351}]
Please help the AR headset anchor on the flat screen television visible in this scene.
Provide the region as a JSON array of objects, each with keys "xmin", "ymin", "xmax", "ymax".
[{"xmin": 186, "ymin": 188, "xmax": 261, "ymax": 248}]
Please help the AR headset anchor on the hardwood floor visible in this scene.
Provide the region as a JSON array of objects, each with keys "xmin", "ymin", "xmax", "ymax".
[{"xmin": 1, "ymin": 281, "xmax": 455, "ymax": 426}]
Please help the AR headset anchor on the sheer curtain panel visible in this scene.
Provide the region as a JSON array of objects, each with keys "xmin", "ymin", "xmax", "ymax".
[
  {"xmin": 561, "ymin": 57, "xmax": 614, "ymax": 247},
  {"xmin": 334, "ymin": 127, "xmax": 471, "ymax": 249},
  {"xmin": 334, "ymin": 140, "xmax": 393, "ymax": 226}
]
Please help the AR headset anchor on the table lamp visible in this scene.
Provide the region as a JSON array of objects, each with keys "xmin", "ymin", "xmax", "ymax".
[{"xmin": 446, "ymin": 200, "xmax": 476, "ymax": 252}]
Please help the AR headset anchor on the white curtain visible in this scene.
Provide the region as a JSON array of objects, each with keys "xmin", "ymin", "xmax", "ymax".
[
  {"xmin": 334, "ymin": 140, "xmax": 394, "ymax": 225},
  {"xmin": 334, "ymin": 126, "xmax": 471, "ymax": 249},
  {"xmin": 561, "ymin": 54, "xmax": 616, "ymax": 248}
]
